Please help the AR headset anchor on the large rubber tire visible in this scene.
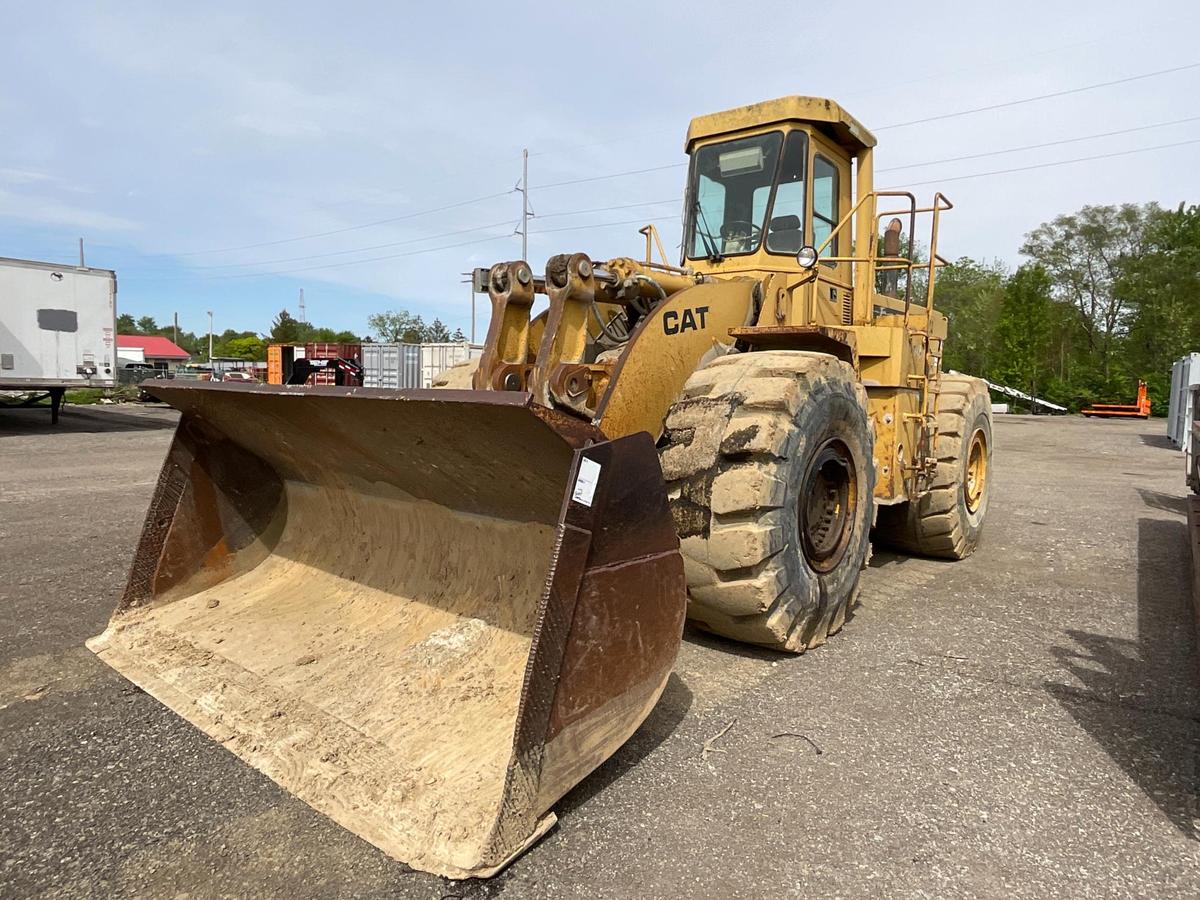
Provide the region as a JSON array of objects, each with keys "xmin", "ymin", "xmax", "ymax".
[
  {"xmin": 874, "ymin": 375, "xmax": 992, "ymax": 559},
  {"xmin": 659, "ymin": 351, "xmax": 875, "ymax": 653}
]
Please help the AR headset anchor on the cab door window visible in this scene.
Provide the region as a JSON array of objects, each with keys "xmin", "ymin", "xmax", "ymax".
[
  {"xmin": 812, "ymin": 155, "xmax": 839, "ymax": 258},
  {"xmin": 765, "ymin": 131, "xmax": 807, "ymax": 254}
]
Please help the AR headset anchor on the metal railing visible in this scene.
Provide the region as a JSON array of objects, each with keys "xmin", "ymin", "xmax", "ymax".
[{"xmin": 813, "ymin": 190, "xmax": 954, "ymax": 325}]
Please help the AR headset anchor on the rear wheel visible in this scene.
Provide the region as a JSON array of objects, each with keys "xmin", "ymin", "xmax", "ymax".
[
  {"xmin": 874, "ymin": 375, "xmax": 992, "ymax": 559},
  {"xmin": 659, "ymin": 351, "xmax": 875, "ymax": 652}
]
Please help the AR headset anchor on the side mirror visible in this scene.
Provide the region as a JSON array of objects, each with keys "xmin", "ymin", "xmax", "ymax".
[{"xmin": 796, "ymin": 245, "xmax": 818, "ymax": 269}]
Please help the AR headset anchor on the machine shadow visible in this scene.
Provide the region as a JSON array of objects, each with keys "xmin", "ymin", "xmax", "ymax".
[
  {"xmin": 1139, "ymin": 433, "xmax": 1175, "ymax": 450},
  {"xmin": 1138, "ymin": 487, "xmax": 1190, "ymax": 516},
  {"xmin": 1045, "ymin": 516, "xmax": 1200, "ymax": 840},
  {"xmin": 555, "ymin": 673, "xmax": 693, "ymax": 817},
  {"xmin": 0, "ymin": 405, "xmax": 177, "ymax": 435}
]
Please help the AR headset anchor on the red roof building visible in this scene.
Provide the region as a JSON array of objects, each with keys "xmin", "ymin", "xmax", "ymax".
[{"xmin": 117, "ymin": 335, "xmax": 191, "ymax": 370}]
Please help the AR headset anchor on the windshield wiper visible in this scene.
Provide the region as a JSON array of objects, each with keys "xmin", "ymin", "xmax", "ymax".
[{"xmin": 691, "ymin": 196, "xmax": 723, "ymax": 264}]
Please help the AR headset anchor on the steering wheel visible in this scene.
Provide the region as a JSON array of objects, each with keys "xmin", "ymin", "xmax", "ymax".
[{"xmin": 720, "ymin": 220, "xmax": 762, "ymax": 243}]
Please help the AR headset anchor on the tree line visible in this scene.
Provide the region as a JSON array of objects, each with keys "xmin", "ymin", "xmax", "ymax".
[
  {"xmin": 366, "ymin": 310, "xmax": 466, "ymax": 344},
  {"xmin": 117, "ymin": 307, "xmax": 467, "ymax": 362},
  {"xmin": 118, "ymin": 201, "xmax": 1197, "ymax": 410},
  {"xmin": 118, "ymin": 310, "xmax": 362, "ymax": 361},
  {"xmin": 936, "ymin": 202, "xmax": 1199, "ymax": 414}
]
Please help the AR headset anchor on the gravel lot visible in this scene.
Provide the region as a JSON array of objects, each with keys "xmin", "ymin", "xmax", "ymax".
[{"xmin": 1, "ymin": 403, "xmax": 1197, "ymax": 898}]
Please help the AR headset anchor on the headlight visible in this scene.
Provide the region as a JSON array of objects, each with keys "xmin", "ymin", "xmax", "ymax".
[{"xmin": 796, "ymin": 245, "xmax": 818, "ymax": 269}]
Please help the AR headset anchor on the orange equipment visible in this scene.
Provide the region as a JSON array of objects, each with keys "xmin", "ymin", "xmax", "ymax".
[{"xmin": 1081, "ymin": 381, "xmax": 1151, "ymax": 419}]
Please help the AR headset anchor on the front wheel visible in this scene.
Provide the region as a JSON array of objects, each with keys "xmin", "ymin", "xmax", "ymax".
[{"xmin": 659, "ymin": 351, "xmax": 875, "ymax": 653}]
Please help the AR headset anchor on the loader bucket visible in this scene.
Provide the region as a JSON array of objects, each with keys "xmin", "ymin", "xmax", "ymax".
[{"xmin": 87, "ymin": 382, "xmax": 685, "ymax": 879}]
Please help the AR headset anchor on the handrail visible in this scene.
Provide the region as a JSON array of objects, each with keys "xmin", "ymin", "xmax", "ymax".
[
  {"xmin": 794, "ymin": 188, "xmax": 952, "ymax": 327},
  {"xmin": 638, "ymin": 224, "xmax": 671, "ymax": 268}
]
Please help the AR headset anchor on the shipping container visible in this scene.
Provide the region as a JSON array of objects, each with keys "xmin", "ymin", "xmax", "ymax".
[
  {"xmin": 267, "ymin": 344, "xmax": 283, "ymax": 385},
  {"xmin": 361, "ymin": 342, "xmax": 421, "ymax": 389},
  {"xmin": 420, "ymin": 342, "xmax": 483, "ymax": 388},
  {"xmin": 1168, "ymin": 352, "xmax": 1200, "ymax": 453},
  {"xmin": 305, "ymin": 342, "xmax": 361, "ymax": 385},
  {"xmin": 0, "ymin": 256, "xmax": 117, "ymax": 391},
  {"xmin": 267, "ymin": 344, "xmax": 306, "ymax": 385},
  {"xmin": 305, "ymin": 342, "xmax": 361, "ymax": 360}
]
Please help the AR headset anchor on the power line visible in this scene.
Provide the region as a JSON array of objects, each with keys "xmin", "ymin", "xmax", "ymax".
[
  {"xmin": 530, "ymin": 213, "xmax": 682, "ymax": 236},
  {"xmin": 534, "ymin": 198, "xmax": 681, "ymax": 219},
  {"xmin": 201, "ymin": 213, "xmax": 684, "ymax": 275},
  {"xmin": 876, "ymin": 61, "xmax": 1200, "ymax": 130},
  {"xmin": 136, "ymin": 167, "xmax": 678, "ymax": 262},
  {"xmin": 110, "ymin": 132, "xmax": 1192, "ymax": 283},
  {"xmin": 134, "ymin": 232, "xmax": 516, "ymax": 282},
  {"xmin": 131, "ymin": 203, "xmax": 683, "ymax": 276},
  {"xmin": 114, "ymin": 61, "xmax": 1196, "ymax": 266},
  {"xmin": 534, "ymin": 163, "xmax": 686, "ymax": 191},
  {"xmin": 842, "ymin": 37, "xmax": 1105, "ymax": 103},
  {"xmin": 889, "ymin": 137, "xmax": 1200, "ymax": 189},
  {"xmin": 191, "ymin": 219, "xmax": 514, "ymax": 270},
  {"xmin": 101, "ymin": 107, "xmax": 1200, "ymax": 283},
  {"xmin": 198, "ymin": 139, "xmax": 1200, "ymax": 273},
  {"xmin": 170, "ymin": 189, "xmax": 516, "ymax": 256},
  {"xmin": 526, "ymin": 36, "xmax": 1112, "ymax": 159},
  {"xmin": 877, "ymin": 115, "xmax": 1200, "ymax": 172}
]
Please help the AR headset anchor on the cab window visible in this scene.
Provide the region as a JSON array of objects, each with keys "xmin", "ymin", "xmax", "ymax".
[
  {"xmin": 686, "ymin": 132, "xmax": 783, "ymax": 259},
  {"xmin": 765, "ymin": 131, "xmax": 807, "ymax": 254},
  {"xmin": 812, "ymin": 155, "xmax": 839, "ymax": 258}
]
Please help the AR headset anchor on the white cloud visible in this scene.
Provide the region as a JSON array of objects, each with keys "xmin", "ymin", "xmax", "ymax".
[
  {"xmin": 0, "ymin": 167, "xmax": 60, "ymax": 186},
  {"xmin": 0, "ymin": 0, "xmax": 1196, "ymax": 336},
  {"xmin": 0, "ymin": 189, "xmax": 140, "ymax": 232}
]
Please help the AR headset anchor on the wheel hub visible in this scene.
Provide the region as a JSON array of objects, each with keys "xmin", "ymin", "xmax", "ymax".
[
  {"xmin": 964, "ymin": 428, "xmax": 988, "ymax": 514},
  {"xmin": 799, "ymin": 439, "xmax": 858, "ymax": 574}
]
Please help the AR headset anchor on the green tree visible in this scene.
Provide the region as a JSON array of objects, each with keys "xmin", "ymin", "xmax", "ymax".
[
  {"xmin": 117, "ymin": 313, "xmax": 136, "ymax": 333},
  {"xmin": 1119, "ymin": 203, "xmax": 1200, "ymax": 413},
  {"xmin": 271, "ymin": 309, "xmax": 304, "ymax": 343},
  {"xmin": 426, "ymin": 318, "xmax": 451, "ymax": 342},
  {"xmin": 368, "ymin": 309, "xmax": 426, "ymax": 343},
  {"xmin": 992, "ymin": 265, "xmax": 1055, "ymax": 408},
  {"xmin": 1021, "ymin": 203, "xmax": 1158, "ymax": 392},
  {"xmin": 136, "ymin": 315, "xmax": 158, "ymax": 334},
  {"xmin": 934, "ymin": 256, "xmax": 1008, "ymax": 378},
  {"xmin": 451, "ymin": 326, "xmax": 467, "ymax": 342},
  {"xmin": 221, "ymin": 335, "xmax": 267, "ymax": 360},
  {"xmin": 310, "ymin": 326, "xmax": 361, "ymax": 343}
]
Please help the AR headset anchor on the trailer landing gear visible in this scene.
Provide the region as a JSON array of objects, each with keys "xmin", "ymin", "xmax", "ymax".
[{"xmin": 49, "ymin": 388, "xmax": 65, "ymax": 425}]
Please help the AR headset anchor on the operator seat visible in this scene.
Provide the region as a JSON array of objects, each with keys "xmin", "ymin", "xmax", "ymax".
[{"xmin": 767, "ymin": 215, "xmax": 803, "ymax": 253}]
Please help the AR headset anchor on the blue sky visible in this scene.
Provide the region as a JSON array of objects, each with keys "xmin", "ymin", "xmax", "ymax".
[{"xmin": 2, "ymin": 0, "xmax": 1198, "ymax": 340}]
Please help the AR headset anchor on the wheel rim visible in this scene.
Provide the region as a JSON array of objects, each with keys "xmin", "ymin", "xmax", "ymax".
[
  {"xmin": 964, "ymin": 429, "xmax": 988, "ymax": 514},
  {"xmin": 798, "ymin": 439, "xmax": 858, "ymax": 574}
]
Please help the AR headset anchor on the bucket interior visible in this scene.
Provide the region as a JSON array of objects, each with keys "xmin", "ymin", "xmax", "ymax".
[{"xmin": 89, "ymin": 386, "xmax": 580, "ymax": 875}]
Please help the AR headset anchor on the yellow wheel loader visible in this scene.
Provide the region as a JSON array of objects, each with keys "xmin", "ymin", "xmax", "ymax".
[{"xmin": 90, "ymin": 95, "xmax": 992, "ymax": 879}]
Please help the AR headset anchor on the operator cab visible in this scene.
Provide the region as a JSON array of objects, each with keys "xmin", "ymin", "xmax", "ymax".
[{"xmin": 682, "ymin": 96, "xmax": 874, "ymax": 278}]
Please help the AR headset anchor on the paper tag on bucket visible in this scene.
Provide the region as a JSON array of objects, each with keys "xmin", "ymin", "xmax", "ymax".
[{"xmin": 572, "ymin": 457, "xmax": 602, "ymax": 507}]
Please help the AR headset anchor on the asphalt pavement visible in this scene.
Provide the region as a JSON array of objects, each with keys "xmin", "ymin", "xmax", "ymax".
[{"xmin": 1, "ymin": 403, "xmax": 1197, "ymax": 898}]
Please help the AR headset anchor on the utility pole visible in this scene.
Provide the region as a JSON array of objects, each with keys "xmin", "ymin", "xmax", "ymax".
[
  {"xmin": 460, "ymin": 273, "xmax": 477, "ymax": 343},
  {"xmin": 173, "ymin": 312, "xmax": 178, "ymax": 345},
  {"xmin": 298, "ymin": 288, "xmax": 306, "ymax": 323},
  {"xmin": 207, "ymin": 310, "xmax": 213, "ymax": 363},
  {"xmin": 519, "ymin": 148, "xmax": 529, "ymax": 261},
  {"xmin": 78, "ymin": 237, "xmax": 85, "ymax": 268}
]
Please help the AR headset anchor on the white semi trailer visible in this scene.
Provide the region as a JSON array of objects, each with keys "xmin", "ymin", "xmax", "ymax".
[{"xmin": 0, "ymin": 257, "xmax": 117, "ymax": 423}]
